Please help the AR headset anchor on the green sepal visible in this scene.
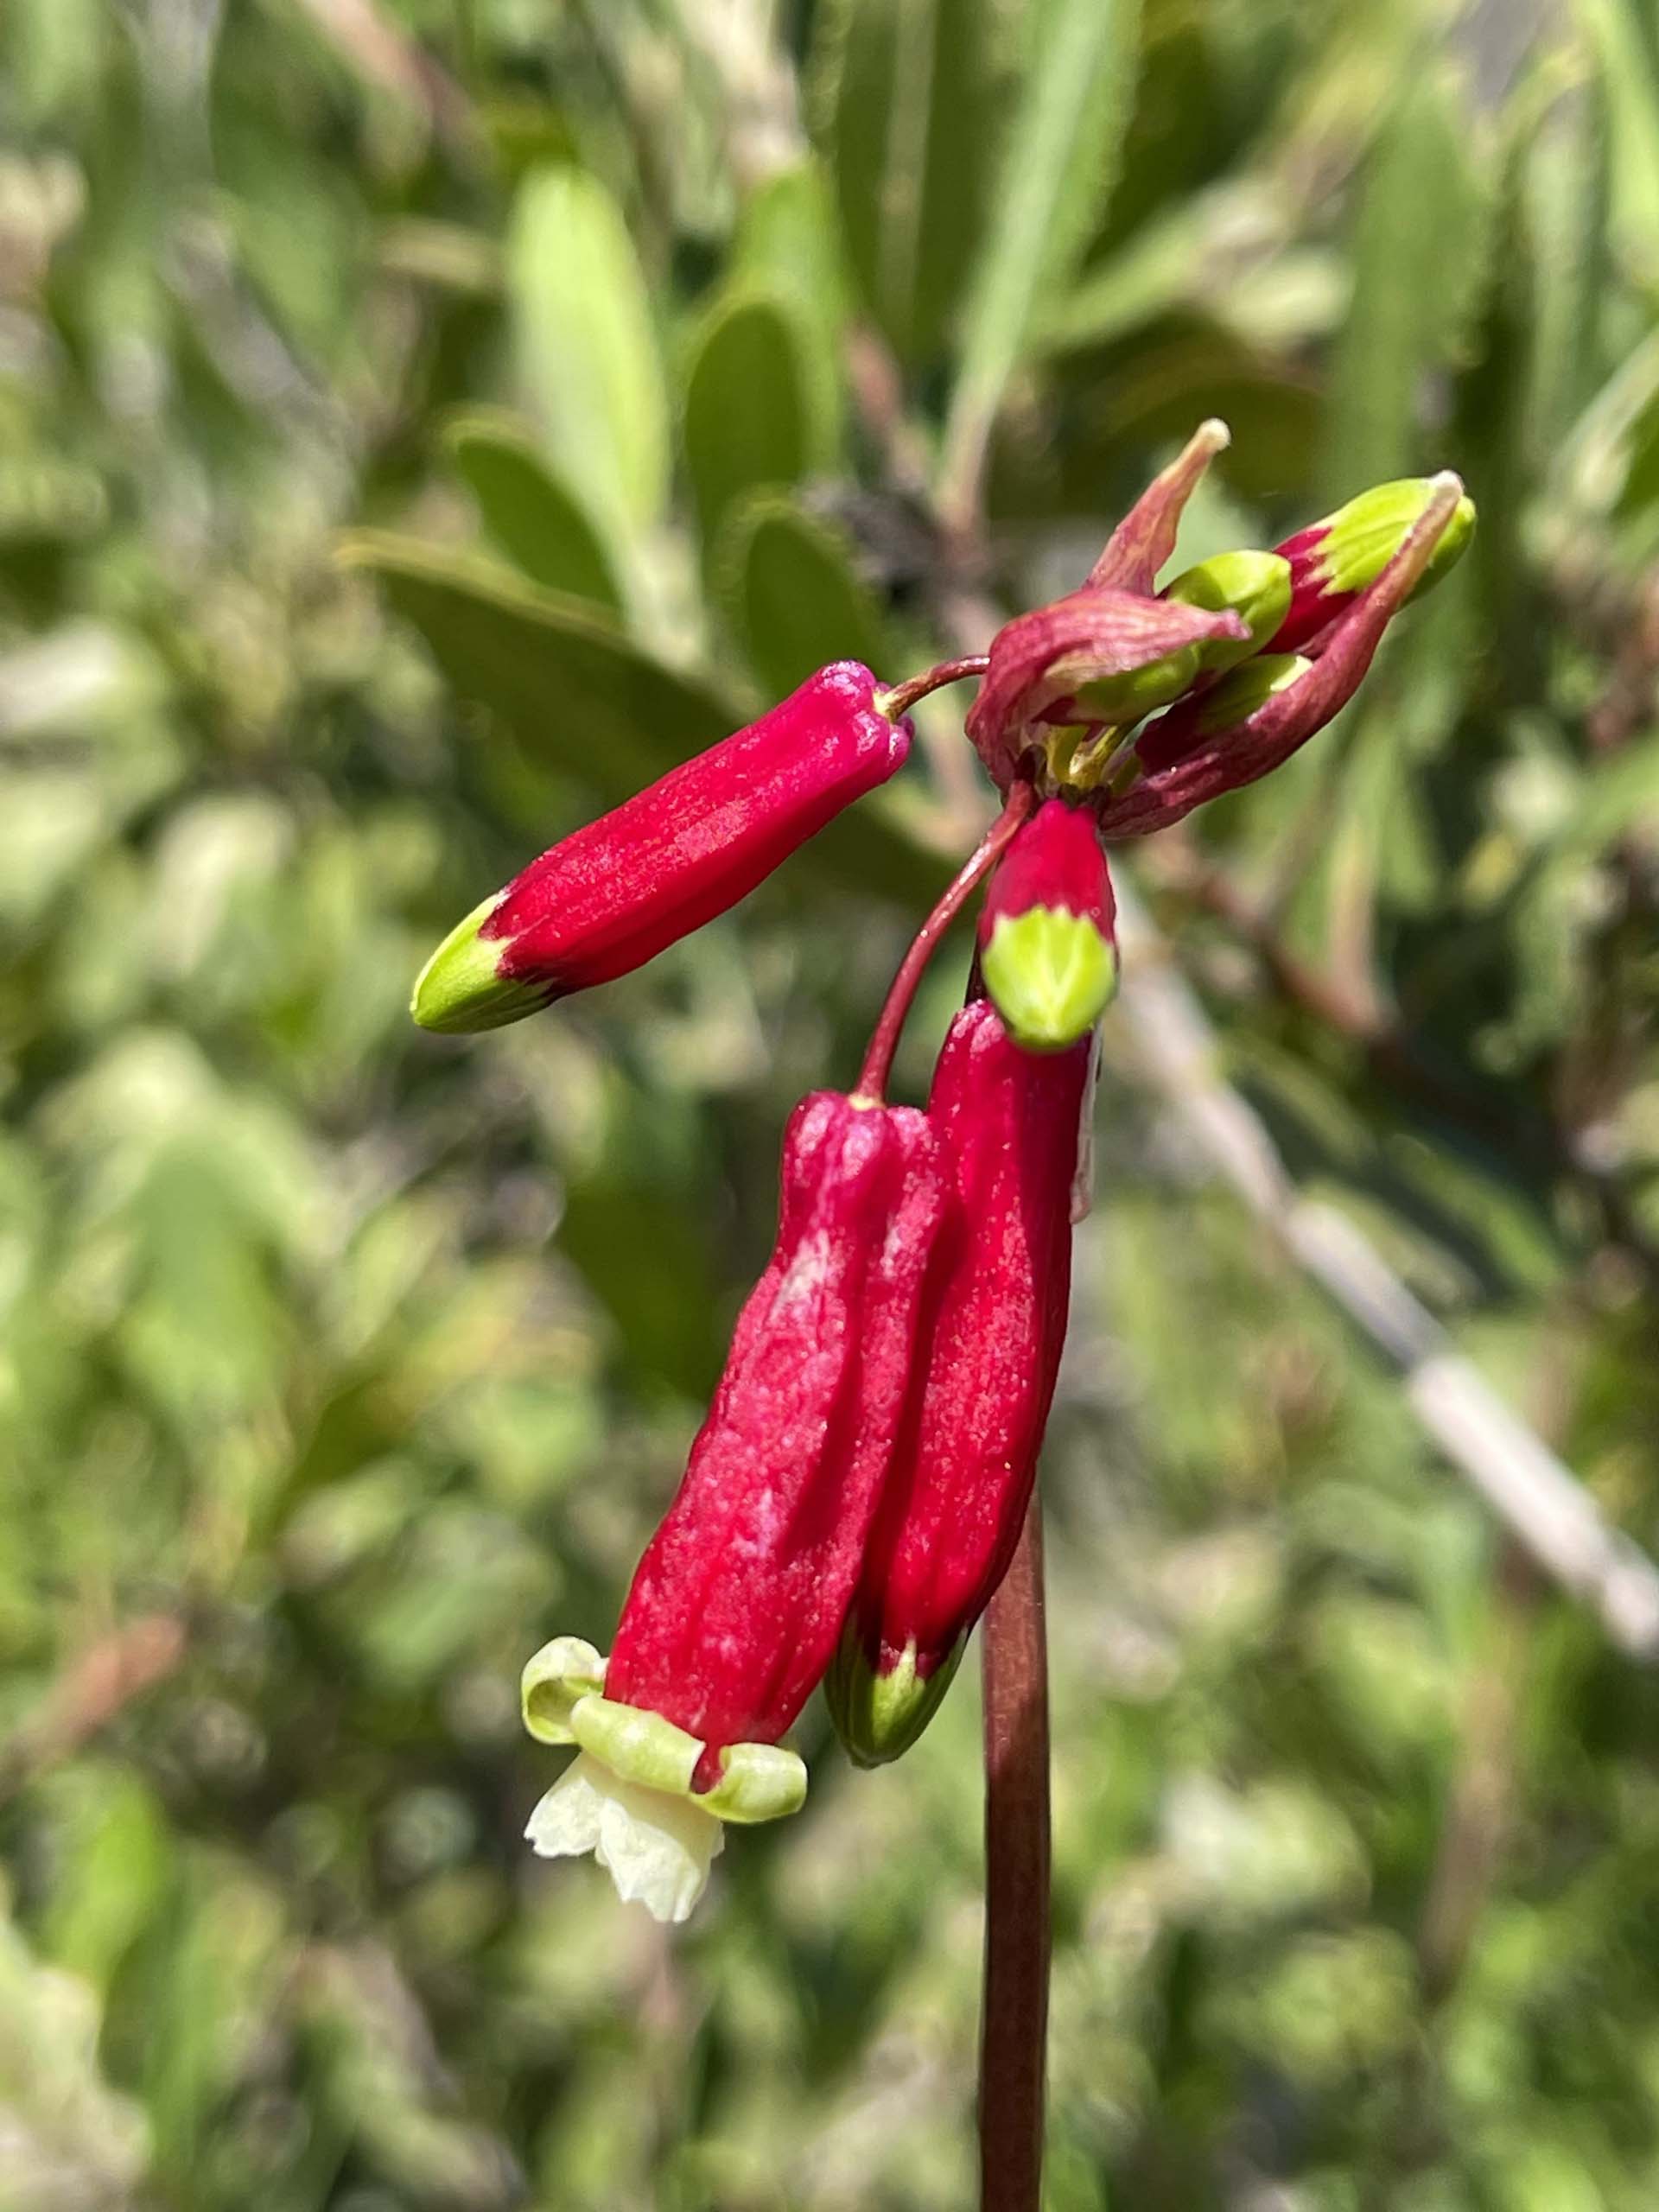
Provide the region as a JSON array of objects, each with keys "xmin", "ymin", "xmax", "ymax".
[
  {"xmin": 410, "ymin": 892, "xmax": 554, "ymax": 1033},
  {"xmin": 1064, "ymin": 642, "xmax": 1202, "ymax": 723},
  {"xmin": 1191, "ymin": 652, "xmax": 1312, "ymax": 737},
  {"xmin": 982, "ymin": 906, "xmax": 1119, "ymax": 1052},
  {"xmin": 521, "ymin": 1637, "xmax": 607, "ymax": 1745},
  {"xmin": 696, "ymin": 1741, "xmax": 808, "ymax": 1823},
  {"xmin": 1163, "ymin": 550, "xmax": 1293, "ymax": 671},
  {"xmin": 1314, "ymin": 478, "xmax": 1477, "ymax": 601},
  {"xmin": 825, "ymin": 1636, "xmax": 966, "ymax": 1768}
]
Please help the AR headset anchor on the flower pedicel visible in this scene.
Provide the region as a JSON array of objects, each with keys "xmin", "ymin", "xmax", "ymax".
[{"xmin": 410, "ymin": 421, "xmax": 1475, "ymax": 1917}]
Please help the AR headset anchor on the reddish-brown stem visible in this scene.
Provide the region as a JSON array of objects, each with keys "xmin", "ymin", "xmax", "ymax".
[
  {"xmin": 855, "ymin": 783, "xmax": 1033, "ymax": 1101},
  {"xmin": 979, "ymin": 1495, "xmax": 1051, "ymax": 2211},
  {"xmin": 877, "ymin": 654, "xmax": 991, "ymax": 721}
]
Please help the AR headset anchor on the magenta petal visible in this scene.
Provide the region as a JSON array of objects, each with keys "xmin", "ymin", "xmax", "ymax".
[
  {"xmin": 1086, "ymin": 419, "xmax": 1231, "ymax": 592},
  {"xmin": 605, "ymin": 1091, "xmax": 947, "ymax": 1758}
]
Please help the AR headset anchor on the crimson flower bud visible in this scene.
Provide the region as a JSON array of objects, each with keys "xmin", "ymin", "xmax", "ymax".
[
  {"xmin": 979, "ymin": 800, "xmax": 1118, "ymax": 1052},
  {"xmin": 965, "ymin": 588, "xmax": 1249, "ymax": 791},
  {"xmin": 524, "ymin": 1090, "xmax": 946, "ymax": 1917},
  {"xmin": 413, "ymin": 662, "xmax": 910, "ymax": 1032},
  {"xmin": 1100, "ymin": 473, "xmax": 1469, "ymax": 838},
  {"xmin": 828, "ymin": 1001, "xmax": 1090, "ymax": 1765},
  {"xmin": 1132, "ymin": 653, "xmax": 1311, "ymax": 778},
  {"xmin": 1270, "ymin": 476, "xmax": 1477, "ymax": 652}
]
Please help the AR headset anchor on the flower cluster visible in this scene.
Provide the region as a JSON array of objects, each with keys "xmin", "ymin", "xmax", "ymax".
[{"xmin": 413, "ymin": 423, "xmax": 1472, "ymax": 1920}]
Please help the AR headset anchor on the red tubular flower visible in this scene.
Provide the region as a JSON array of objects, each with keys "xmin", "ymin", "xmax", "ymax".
[
  {"xmin": 827, "ymin": 1000, "xmax": 1090, "ymax": 1765},
  {"xmin": 454, "ymin": 415, "xmax": 1482, "ymax": 1913},
  {"xmin": 610, "ymin": 1091, "xmax": 946, "ymax": 1749},
  {"xmin": 522, "ymin": 1090, "xmax": 946, "ymax": 1916},
  {"xmin": 412, "ymin": 662, "xmax": 911, "ymax": 1032},
  {"xmin": 977, "ymin": 799, "xmax": 1119, "ymax": 1052}
]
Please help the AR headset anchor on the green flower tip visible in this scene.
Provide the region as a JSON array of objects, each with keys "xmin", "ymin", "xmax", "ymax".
[
  {"xmin": 982, "ymin": 906, "xmax": 1119, "ymax": 1053},
  {"xmin": 1319, "ymin": 477, "xmax": 1477, "ymax": 601},
  {"xmin": 699, "ymin": 1741, "xmax": 808, "ymax": 1824},
  {"xmin": 569, "ymin": 1694, "xmax": 702, "ymax": 1796},
  {"xmin": 522, "ymin": 1641, "xmax": 807, "ymax": 1823},
  {"xmin": 410, "ymin": 892, "xmax": 550, "ymax": 1033},
  {"xmin": 1164, "ymin": 550, "xmax": 1294, "ymax": 671},
  {"xmin": 825, "ymin": 1637, "xmax": 965, "ymax": 1768},
  {"xmin": 522, "ymin": 1635, "xmax": 607, "ymax": 1744}
]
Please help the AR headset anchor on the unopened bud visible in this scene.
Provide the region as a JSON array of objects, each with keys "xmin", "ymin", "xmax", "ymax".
[
  {"xmin": 412, "ymin": 663, "xmax": 910, "ymax": 1033},
  {"xmin": 1056, "ymin": 642, "xmax": 1202, "ymax": 723},
  {"xmin": 1163, "ymin": 550, "xmax": 1293, "ymax": 671},
  {"xmin": 1135, "ymin": 655, "xmax": 1312, "ymax": 777},
  {"xmin": 982, "ymin": 908, "xmax": 1119, "ymax": 1053},
  {"xmin": 966, "ymin": 588, "xmax": 1248, "ymax": 786},
  {"xmin": 827, "ymin": 1001, "xmax": 1090, "ymax": 1765},
  {"xmin": 827, "ymin": 1637, "xmax": 965, "ymax": 1768},
  {"xmin": 1273, "ymin": 477, "xmax": 1476, "ymax": 651},
  {"xmin": 978, "ymin": 801, "xmax": 1118, "ymax": 1052}
]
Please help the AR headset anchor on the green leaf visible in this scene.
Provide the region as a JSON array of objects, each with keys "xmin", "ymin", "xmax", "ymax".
[
  {"xmin": 1320, "ymin": 69, "xmax": 1492, "ymax": 497},
  {"xmin": 940, "ymin": 0, "xmax": 1141, "ymax": 518},
  {"xmin": 1042, "ymin": 188, "xmax": 1347, "ymax": 361},
  {"xmin": 714, "ymin": 491, "xmax": 891, "ymax": 700},
  {"xmin": 339, "ymin": 532, "xmax": 743, "ymax": 799},
  {"xmin": 1039, "ymin": 199, "xmax": 1211, "ymax": 356},
  {"xmin": 556, "ymin": 1176, "xmax": 728, "ymax": 1401},
  {"xmin": 732, "ymin": 160, "xmax": 846, "ymax": 448},
  {"xmin": 811, "ymin": 0, "xmax": 1009, "ymax": 368},
  {"xmin": 1580, "ymin": 0, "xmax": 1659, "ymax": 278},
  {"xmin": 682, "ymin": 292, "xmax": 817, "ymax": 550},
  {"xmin": 1048, "ymin": 321, "xmax": 1325, "ymax": 506},
  {"xmin": 1518, "ymin": 73, "xmax": 1612, "ymax": 461},
  {"xmin": 506, "ymin": 165, "xmax": 669, "ymax": 541},
  {"xmin": 443, "ymin": 411, "xmax": 622, "ymax": 613}
]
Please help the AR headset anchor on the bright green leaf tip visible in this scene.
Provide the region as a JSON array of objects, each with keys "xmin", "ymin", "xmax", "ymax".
[
  {"xmin": 410, "ymin": 892, "xmax": 550, "ymax": 1033},
  {"xmin": 982, "ymin": 906, "xmax": 1119, "ymax": 1052}
]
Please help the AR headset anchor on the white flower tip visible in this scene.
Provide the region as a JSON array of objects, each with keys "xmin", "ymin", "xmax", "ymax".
[{"xmin": 525, "ymin": 1752, "xmax": 724, "ymax": 1924}]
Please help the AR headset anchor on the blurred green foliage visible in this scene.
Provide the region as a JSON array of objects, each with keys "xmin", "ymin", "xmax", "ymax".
[{"xmin": 4, "ymin": 2, "xmax": 1659, "ymax": 2207}]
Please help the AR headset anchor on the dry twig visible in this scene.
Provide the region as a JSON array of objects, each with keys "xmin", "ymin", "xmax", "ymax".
[{"xmin": 1112, "ymin": 878, "xmax": 1659, "ymax": 1660}]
